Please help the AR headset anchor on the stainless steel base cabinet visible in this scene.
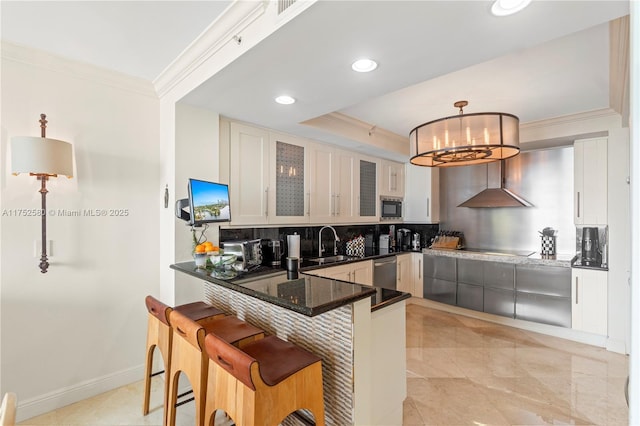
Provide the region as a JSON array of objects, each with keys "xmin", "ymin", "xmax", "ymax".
[
  {"xmin": 484, "ymin": 287, "xmax": 515, "ymax": 318},
  {"xmin": 424, "ymin": 255, "xmax": 457, "ymax": 305},
  {"xmin": 515, "ymin": 264, "xmax": 571, "ymax": 327},
  {"xmin": 515, "ymin": 292, "xmax": 571, "ymax": 328},
  {"xmin": 457, "ymin": 283, "xmax": 483, "ymax": 311},
  {"xmin": 424, "ymin": 278, "xmax": 457, "ymax": 305}
]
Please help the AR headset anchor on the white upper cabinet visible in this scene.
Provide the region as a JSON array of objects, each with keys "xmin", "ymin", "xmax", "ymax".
[
  {"xmin": 335, "ymin": 150, "xmax": 358, "ymax": 222},
  {"xmin": 308, "ymin": 142, "xmax": 335, "ymax": 223},
  {"xmin": 574, "ymin": 137, "xmax": 607, "ymax": 225},
  {"xmin": 404, "ymin": 163, "xmax": 439, "ymax": 223},
  {"xmin": 308, "ymin": 144, "xmax": 361, "ymax": 224},
  {"xmin": 379, "ymin": 160, "xmax": 405, "ymax": 197},
  {"xmin": 230, "ymin": 123, "xmax": 309, "ymax": 225},
  {"xmin": 229, "ymin": 122, "xmax": 270, "ymax": 225},
  {"xmin": 228, "ymin": 120, "xmax": 384, "ymax": 225}
]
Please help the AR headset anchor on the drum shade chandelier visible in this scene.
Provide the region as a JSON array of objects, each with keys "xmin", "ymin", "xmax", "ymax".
[
  {"xmin": 409, "ymin": 101, "xmax": 521, "ymax": 167},
  {"xmin": 11, "ymin": 114, "xmax": 73, "ymax": 273}
]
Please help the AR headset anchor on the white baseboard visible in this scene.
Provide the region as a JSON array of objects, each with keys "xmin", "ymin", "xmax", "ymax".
[
  {"xmin": 16, "ymin": 364, "xmax": 144, "ymax": 423},
  {"xmin": 607, "ymin": 337, "xmax": 628, "ymax": 354}
]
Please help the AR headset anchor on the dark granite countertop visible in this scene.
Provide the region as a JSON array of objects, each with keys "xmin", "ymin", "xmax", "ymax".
[{"xmin": 171, "ymin": 261, "xmax": 410, "ymax": 317}]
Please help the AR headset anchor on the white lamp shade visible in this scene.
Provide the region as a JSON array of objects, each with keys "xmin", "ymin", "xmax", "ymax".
[{"xmin": 11, "ymin": 136, "xmax": 73, "ymax": 177}]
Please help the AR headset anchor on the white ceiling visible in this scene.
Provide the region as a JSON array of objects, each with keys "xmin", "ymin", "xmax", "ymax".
[
  {"xmin": 0, "ymin": 1, "xmax": 232, "ymax": 81},
  {"xmin": 1, "ymin": 1, "xmax": 630, "ymax": 161}
]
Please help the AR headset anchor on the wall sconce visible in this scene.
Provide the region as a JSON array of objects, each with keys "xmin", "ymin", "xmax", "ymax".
[{"xmin": 11, "ymin": 114, "xmax": 73, "ymax": 273}]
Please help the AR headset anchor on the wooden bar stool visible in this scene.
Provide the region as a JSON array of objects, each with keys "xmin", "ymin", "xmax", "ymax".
[
  {"xmin": 0, "ymin": 392, "xmax": 17, "ymax": 426},
  {"xmin": 143, "ymin": 296, "xmax": 225, "ymax": 424},
  {"xmin": 167, "ymin": 310, "xmax": 264, "ymax": 426},
  {"xmin": 204, "ymin": 333, "xmax": 325, "ymax": 426}
]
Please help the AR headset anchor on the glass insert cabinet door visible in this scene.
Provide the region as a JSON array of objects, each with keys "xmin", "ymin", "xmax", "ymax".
[
  {"xmin": 360, "ymin": 160, "xmax": 377, "ymax": 217},
  {"xmin": 275, "ymin": 140, "xmax": 305, "ymax": 218}
]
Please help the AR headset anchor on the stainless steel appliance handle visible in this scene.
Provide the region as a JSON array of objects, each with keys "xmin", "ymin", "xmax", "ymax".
[{"xmin": 374, "ymin": 257, "xmax": 397, "ymax": 266}]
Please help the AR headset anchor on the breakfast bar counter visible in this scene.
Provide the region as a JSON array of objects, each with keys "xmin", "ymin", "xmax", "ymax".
[{"xmin": 171, "ymin": 261, "xmax": 409, "ymax": 425}]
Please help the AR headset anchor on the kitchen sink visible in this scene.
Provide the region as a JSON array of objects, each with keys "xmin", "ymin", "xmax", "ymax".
[{"xmin": 308, "ymin": 255, "xmax": 355, "ymax": 264}]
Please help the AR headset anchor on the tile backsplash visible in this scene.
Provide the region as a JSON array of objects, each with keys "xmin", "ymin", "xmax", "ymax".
[{"xmin": 220, "ymin": 223, "xmax": 439, "ymax": 258}]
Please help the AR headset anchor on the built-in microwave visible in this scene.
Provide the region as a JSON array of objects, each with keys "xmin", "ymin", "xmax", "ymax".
[{"xmin": 380, "ymin": 197, "xmax": 403, "ymax": 220}]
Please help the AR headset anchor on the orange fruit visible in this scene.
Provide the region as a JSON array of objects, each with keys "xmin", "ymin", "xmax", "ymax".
[{"xmin": 194, "ymin": 244, "xmax": 206, "ymax": 253}]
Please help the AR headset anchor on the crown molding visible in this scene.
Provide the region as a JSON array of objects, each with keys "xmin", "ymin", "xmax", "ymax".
[
  {"xmin": 153, "ymin": 1, "xmax": 267, "ymax": 99},
  {"xmin": 153, "ymin": 0, "xmax": 318, "ymax": 100},
  {"xmin": 520, "ymin": 108, "xmax": 622, "ymax": 144},
  {"xmin": 609, "ymin": 15, "xmax": 630, "ymax": 127},
  {"xmin": 302, "ymin": 112, "xmax": 409, "ymax": 156},
  {"xmin": 1, "ymin": 41, "xmax": 157, "ymax": 98}
]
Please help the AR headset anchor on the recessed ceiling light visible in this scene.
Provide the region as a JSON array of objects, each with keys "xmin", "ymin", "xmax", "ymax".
[
  {"xmin": 275, "ymin": 95, "xmax": 295, "ymax": 105},
  {"xmin": 351, "ymin": 59, "xmax": 378, "ymax": 73},
  {"xmin": 491, "ymin": 0, "xmax": 531, "ymax": 16}
]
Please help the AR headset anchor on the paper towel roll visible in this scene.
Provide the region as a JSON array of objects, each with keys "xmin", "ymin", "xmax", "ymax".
[{"xmin": 287, "ymin": 233, "xmax": 300, "ymax": 259}]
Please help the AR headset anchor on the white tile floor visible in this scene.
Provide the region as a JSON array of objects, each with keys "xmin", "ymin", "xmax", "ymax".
[{"xmin": 19, "ymin": 304, "xmax": 629, "ymax": 425}]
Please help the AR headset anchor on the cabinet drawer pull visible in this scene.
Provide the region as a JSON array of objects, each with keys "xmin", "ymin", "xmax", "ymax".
[
  {"xmin": 265, "ymin": 187, "xmax": 269, "ymax": 217},
  {"xmin": 575, "ymin": 276, "xmax": 579, "ymax": 304},
  {"xmin": 577, "ymin": 192, "xmax": 580, "ymax": 218}
]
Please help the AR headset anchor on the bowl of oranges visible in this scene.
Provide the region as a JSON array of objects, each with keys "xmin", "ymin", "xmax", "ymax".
[
  {"xmin": 194, "ymin": 241, "xmax": 218, "ymax": 255},
  {"xmin": 194, "ymin": 242, "xmax": 235, "ymax": 269},
  {"xmin": 194, "ymin": 241, "xmax": 218, "ymax": 268}
]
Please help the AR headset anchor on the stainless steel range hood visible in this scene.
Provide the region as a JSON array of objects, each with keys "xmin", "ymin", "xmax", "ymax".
[{"xmin": 458, "ymin": 160, "xmax": 533, "ymax": 208}]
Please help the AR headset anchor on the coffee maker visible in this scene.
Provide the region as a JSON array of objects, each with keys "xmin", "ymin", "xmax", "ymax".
[
  {"xmin": 581, "ymin": 227, "xmax": 601, "ymax": 267},
  {"xmin": 396, "ymin": 228, "xmax": 411, "ymax": 251},
  {"xmin": 261, "ymin": 239, "xmax": 283, "ymax": 267}
]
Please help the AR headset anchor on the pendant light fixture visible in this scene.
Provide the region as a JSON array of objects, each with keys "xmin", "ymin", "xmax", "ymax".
[{"xmin": 409, "ymin": 101, "xmax": 521, "ymax": 167}]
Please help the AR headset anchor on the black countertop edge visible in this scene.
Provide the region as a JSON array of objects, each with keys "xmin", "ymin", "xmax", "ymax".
[
  {"xmin": 570, "ymin": 263, "xmax": 609, "ymax": 272},
  {"xmin": 370, "ymin": 290, "xmax": 412, "ymax": 313},
  {"xmin": 299, "ymin": 252, "xmax": 409, "ymax": 272},
  {"xmin": 171, "ymin": 262, "xmax": 378, "ymax": 317}
]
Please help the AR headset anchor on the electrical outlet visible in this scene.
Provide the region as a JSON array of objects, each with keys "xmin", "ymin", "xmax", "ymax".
[{"xmin": 34, "ymin": 240, "xmax": 53, "ymax": 257}]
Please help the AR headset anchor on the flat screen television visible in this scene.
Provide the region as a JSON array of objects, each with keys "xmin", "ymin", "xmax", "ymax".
[{"xmin": 184, "ymin": 178, "xmax": 231, "ymax": 225}]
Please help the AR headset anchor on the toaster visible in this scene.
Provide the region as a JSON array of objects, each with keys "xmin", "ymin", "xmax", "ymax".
[{"xmin": 220, "ymin": 239, "xmax": 262, "ymax": 270}]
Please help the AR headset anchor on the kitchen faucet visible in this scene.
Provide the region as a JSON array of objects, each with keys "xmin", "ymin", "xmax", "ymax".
[{"xmin": 319, "ymin": 225, "xmax": 340, "ymax": 257}]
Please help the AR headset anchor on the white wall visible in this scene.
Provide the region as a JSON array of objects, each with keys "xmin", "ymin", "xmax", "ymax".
[
  {"xmin": 628, "ymin": 2, "xmax": 639, "ymax": 422},
  {"xmin": 0, "ymin": 43, "xmax": 160, "ymax": 421},
  {"xmin": 173, "ymin": 103, "xmax": 220, "ymax": 305}
]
